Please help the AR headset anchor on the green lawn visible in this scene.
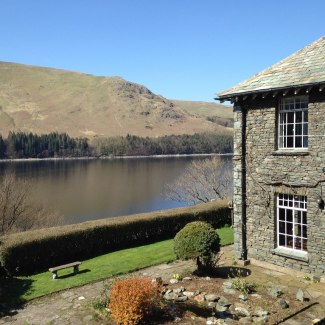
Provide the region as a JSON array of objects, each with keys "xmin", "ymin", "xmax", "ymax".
[
  {"xmin": 2, "ymin": 227, "xmax": 233, "ymax": 305},
  {"xmin": 216, "ymin": 226, "xmax": 234, "ymax": 246}
]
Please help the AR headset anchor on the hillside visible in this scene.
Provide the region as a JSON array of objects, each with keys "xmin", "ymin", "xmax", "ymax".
[
  {"xmin": 172, "ymin": 100, "xmax": 233, "ymax": 128},
  {"xmin": 0, "ymin": 62, "xmax": 232, "ymax": 138}
]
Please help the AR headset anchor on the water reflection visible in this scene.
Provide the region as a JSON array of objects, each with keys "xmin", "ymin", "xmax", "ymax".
[
  {"xmin": 0, "ymin": 156, "xmax": 232, "ymax": 224},
  {"xmin": 0, "ymin": 158, "xmax": 202, "ymax": 224}
]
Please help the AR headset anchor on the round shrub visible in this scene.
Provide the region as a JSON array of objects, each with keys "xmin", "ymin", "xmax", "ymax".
[
  {"xmin": 109, "ymin": 277, "xmax": 160, "ymax": 325},
  {"xmin": 174, "ymin": 221, "xmax": 220, "ymax": 271}
]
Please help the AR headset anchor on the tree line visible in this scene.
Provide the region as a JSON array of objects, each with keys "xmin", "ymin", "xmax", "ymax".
[
  {"xmin": 92, "ymin": 133, "xmax": 233, "ymax": 156},
  {"xmin": 0, "ymin": 131, "xmax": 233, "ymax": 159},
  {"xmin": 0, "ymin": 132, "xmax": 90, "ymax": 159}
]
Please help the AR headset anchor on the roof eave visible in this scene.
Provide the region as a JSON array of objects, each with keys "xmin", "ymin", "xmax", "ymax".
[{"xmin": 216, "ymin": 81, "xmax": 325, "ymax": 102}]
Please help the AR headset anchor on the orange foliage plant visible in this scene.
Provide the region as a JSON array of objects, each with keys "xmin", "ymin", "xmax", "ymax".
[{"xmin": 109, "ymin": 277, "xmax": 160, "ymax": 325}]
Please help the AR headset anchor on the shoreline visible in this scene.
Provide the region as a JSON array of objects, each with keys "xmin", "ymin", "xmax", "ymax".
[{"xmin": 0, "ymin": 152, "xmax": 233, "ymax": 163}]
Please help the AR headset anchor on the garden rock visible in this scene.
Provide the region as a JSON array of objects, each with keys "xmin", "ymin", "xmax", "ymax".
[
  {"xmin": 218, "ymin": 296, "xmax": 231, "ymax": 307},
  {"xmin": 163, "ymin": 292, "xmax": 179, "ymax": 301},
  {"xmin": 296, "ymin": 288, "xmax": 308, "ymax": 302},
  {"xmin": 267, "ymin": 285, "xmax": 283, "ymax": 298},
  {"xmin": 254, "ymin": 307, "xmax": 269, "ymax": 317},
  {"xmin": 208, "ymin": 301, "xmax": 217, "ymax": 308},
  {"xmin": 277, "ymin": 298, "xmax": 289, "ymax": 309},
  {"xmin": 205, "ymin": 293, "xmax": 220, "ymax": 302},
  {"xmin": 183, "ymin": 291, "xmax": 195, "ymax": 297},
  {"xmin": 194, "ymin": 293, "xmax": 204, "ymax": 302},
  {"xmin": 183, "ymin": 276, "xmax": 192, "ymax": 281},
  {"xmin": 175, "ymin": 295, "xmax": 188, "ymax": 302},
  {"xmin": 206, "ymin": 317, "xmax": 218, "ymax": 325},
  {"xmin": 216, "ymin": 304, "xmax": 228, "ymax": 312},
  {"xmin": 216, "ymin": 319, "xmax": 227, "ymax": 325},
  {"xmin": 235, "ymin": 306, "xmax": 250, "ymax": 317},
  {"xmin": 223, "ymin": 287, "xmax": 236, "ymax": 295},
  {"xmin": 169, "ymin": 278, "xmax": 179, "ymax": 284},
  {"xmin": 194, "ymin": 293, "xmax": 206, "ymax": 303}
]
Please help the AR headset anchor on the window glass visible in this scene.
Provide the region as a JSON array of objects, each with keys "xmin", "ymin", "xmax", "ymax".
[
  {"xmin": 277, "ymin": 194, "xmax": 307, "ymax": 252},
  {"xmin": 278, "ymin": 97, "xmax": 308, "ymax": 149}
]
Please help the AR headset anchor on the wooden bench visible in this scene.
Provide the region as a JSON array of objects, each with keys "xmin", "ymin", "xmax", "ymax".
[{"xmin": 49, "ymin": 261, "xmax": 81, "ymax": 279}]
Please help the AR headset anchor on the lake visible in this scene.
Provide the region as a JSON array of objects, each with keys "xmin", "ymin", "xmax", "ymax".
[{"xmin": 0, "ymin": 156, "xmax": 230, "ymax": 225}]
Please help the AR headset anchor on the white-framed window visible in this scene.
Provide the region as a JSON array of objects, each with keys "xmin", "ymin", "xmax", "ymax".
[
  {"xmin": 278, "ymin": 96, "xmax": 308, "ymax": 149},
  {"xmin": 277, "ymin": 194, "xmax": 307, "ymax": 252}
]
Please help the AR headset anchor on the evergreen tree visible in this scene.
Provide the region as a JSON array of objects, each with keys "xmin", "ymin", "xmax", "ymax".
[{"xmin": 0, "ymin": 134, "xmax": 6, "ymax": 158}]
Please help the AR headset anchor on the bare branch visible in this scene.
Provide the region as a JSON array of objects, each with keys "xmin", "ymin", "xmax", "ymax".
[
  {"xmin": 0, "ymin": 171, "xmax": 63, "ymax": 236},
  {"xmin": 164, "ymin": 156, "xmax": 233, "ymax": 204}
]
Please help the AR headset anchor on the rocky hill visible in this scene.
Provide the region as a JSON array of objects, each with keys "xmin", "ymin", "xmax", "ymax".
[{"xmin": 0, "ymin": 62, "xmax": 232, "ymax": 138}]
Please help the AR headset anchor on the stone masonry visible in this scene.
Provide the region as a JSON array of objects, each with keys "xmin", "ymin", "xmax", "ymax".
[{"xmin": 233, "ymin": 90, "xmax": 325, "ymax": 276}]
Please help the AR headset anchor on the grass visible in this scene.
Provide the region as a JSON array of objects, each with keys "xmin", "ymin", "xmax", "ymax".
[
  {"xmin": 1, "ymin": 227, "xmax": 233, "ymax": 305},
  {"xmin": 216, "ymin": 226, "xmax": 234, "ymax": 246},
  {"xmin": 2, "ymin": 240, "xmax": 175, "ymax": 305}
]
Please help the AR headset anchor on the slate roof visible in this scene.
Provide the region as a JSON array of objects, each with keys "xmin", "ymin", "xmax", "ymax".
[{"xmin": 218, "ymin": 36, "xmax": 325, "ymax": 99}]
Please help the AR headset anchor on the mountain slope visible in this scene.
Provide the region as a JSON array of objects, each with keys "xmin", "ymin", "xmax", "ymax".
[
  {"xmin": 0, "ymin": 62, "xmax": 232, "ymax": 138},
  {"xmin": 172, "ymin": 99, "xmax": 233, "ymax": 128}
]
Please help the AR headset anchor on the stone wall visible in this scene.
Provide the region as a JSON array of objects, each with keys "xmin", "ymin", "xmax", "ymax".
[{"xmin": 233, "ymin": 90, "xmax": 325, "ymax": 276}]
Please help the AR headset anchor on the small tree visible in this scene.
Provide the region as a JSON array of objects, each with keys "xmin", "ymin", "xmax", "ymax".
[
  {"xmin": 174, "ymin": 221, "xmax": 220, "ymax": 272},
  {"xmin": 165, "ymin": 156, "xmax": 233, "ymax": 204},
  {"xmin": 0, "ymin": 171, "xmax": 62, "ymax": 235}
]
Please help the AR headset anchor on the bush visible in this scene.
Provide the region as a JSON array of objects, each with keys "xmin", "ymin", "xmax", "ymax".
[
  {"xmin": 174, "ymin": 221, "xmax": 220, "ymax": 271},
  {"xmin": 109, "ymin": 277, "xmax": 160, "ymax": 325},
  {"xmin": 0, "ymin": 200, "xmax": 230, "ymax": 276},
  {"xmin": 231, "ymin": 277, "xmax": 257, "ymax": 295}
]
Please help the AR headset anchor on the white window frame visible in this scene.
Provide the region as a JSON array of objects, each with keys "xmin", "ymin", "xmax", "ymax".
[
  {"xmin": 277, "ymin": 194, "xmax": 307, "ymax": 252},
  {"xmin": 278, "ymin": 96, "xmax": 308, "ymax": 149}
]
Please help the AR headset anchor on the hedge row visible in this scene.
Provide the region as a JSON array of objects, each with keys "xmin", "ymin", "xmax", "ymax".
[{"xmin": 0, "ymin": 201, "xmax": 230, "ymax": 276}]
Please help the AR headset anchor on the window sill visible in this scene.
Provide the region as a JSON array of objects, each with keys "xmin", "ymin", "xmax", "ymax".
[
  {"xmin": 272, "ymin": 247, "xmax": 309, "ymax": 262},
  {"xmin": 272, "ymin": 150, "xmax": 309, "ymax": 156}
]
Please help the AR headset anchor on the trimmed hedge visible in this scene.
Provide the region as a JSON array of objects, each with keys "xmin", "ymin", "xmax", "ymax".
[{"xmin": 0, "ymin": 200, "xmax": 230, "ymax": 276}]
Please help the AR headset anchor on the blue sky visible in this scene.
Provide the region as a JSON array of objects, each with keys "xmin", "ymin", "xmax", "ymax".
[{"xmin": 1, "ymin": 0, "xmax": 324, "ymax": 102}]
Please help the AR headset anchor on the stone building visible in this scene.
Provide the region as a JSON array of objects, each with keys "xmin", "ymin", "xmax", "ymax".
[{"xmin": 217, "ymin": 36, "xmax": 325, "ymax": 278}]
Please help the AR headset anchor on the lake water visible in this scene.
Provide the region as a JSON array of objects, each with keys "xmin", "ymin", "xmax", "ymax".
[{"xmin": 0, "ymin": 156, "xmax": 226, "ymax": 225}]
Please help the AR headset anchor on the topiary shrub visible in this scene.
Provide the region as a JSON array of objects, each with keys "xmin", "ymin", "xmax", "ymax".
[
  {"xmin": 109, "ymin": 277, "xmax": 160, "ymax": 325},
  {"xmin": 174, "ymin": 221, "xmax": 220, "ymax": 272}
]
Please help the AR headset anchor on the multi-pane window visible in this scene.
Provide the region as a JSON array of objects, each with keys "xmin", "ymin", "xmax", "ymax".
[
  {"xmin": 278, "ymin": 96, "xmax": 308, "ymax": 149},
  {"xmin": 277, "ymin": 194, "xmax": 307, "ymax": 252}
]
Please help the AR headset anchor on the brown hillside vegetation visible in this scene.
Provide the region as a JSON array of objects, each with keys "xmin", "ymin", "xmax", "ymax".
[
  {"xmin": 172, "ymin": 99, "xmax": 233, "ymax": 128},
  {"xmin": 0, "ymin": 62, "xmax": 232, "ymax": 138}
]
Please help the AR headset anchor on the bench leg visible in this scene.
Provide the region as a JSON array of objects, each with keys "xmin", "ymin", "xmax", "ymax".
[
  {"xmin": 52, "ymin": 271, "xmax": 58, "ymax": 280},
  {"xmin": 73, "ymin": 265, "xmax": 79, "ymax": 274}
]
